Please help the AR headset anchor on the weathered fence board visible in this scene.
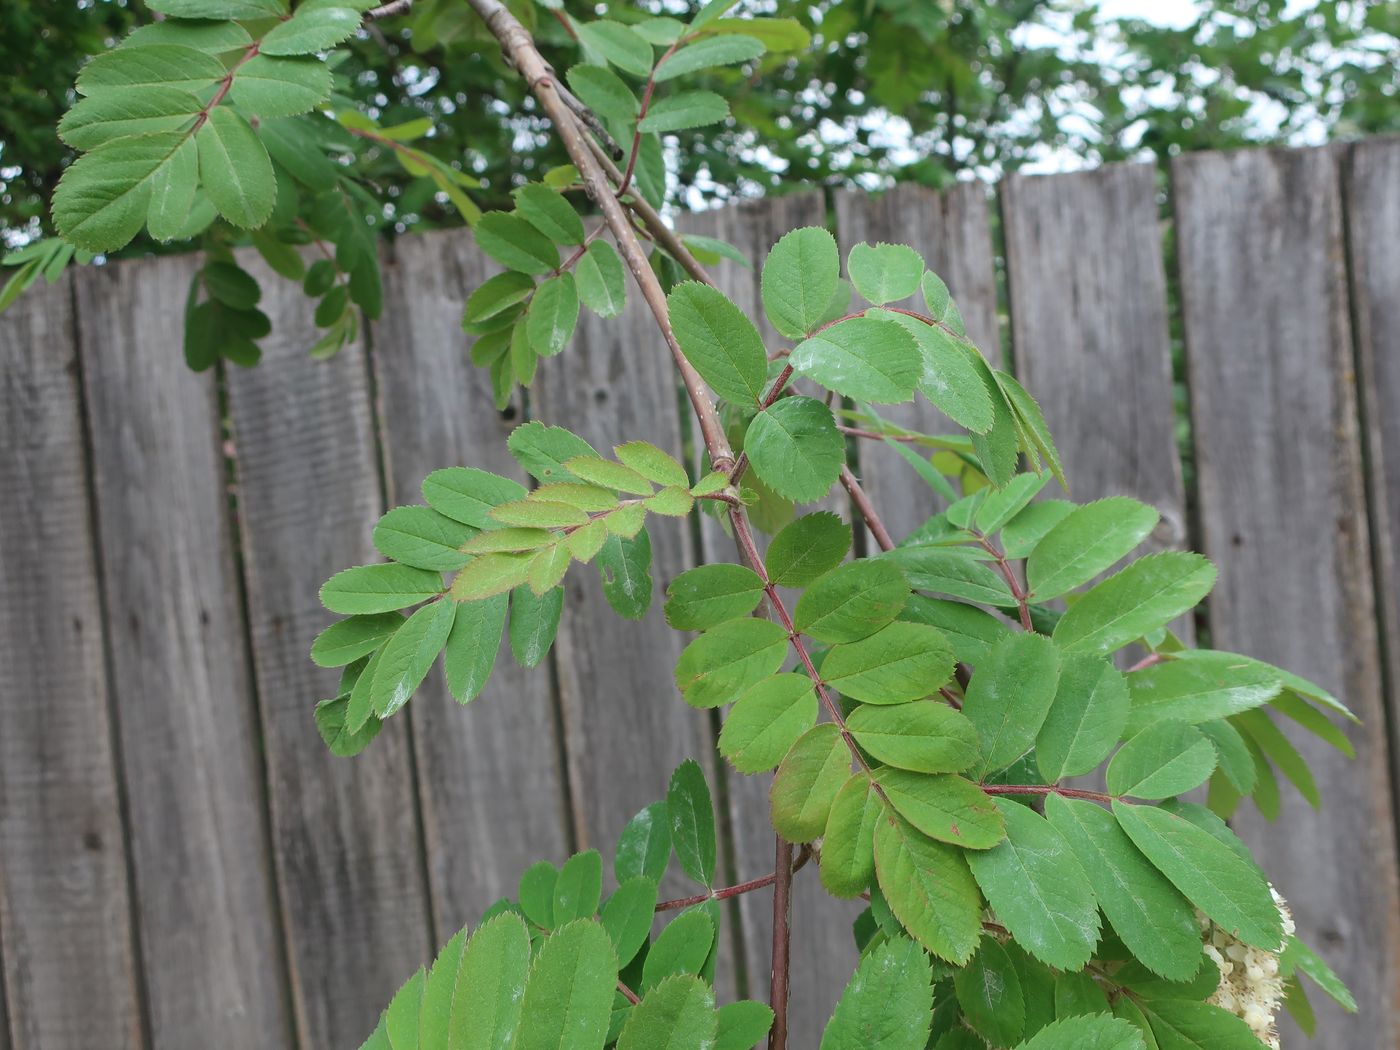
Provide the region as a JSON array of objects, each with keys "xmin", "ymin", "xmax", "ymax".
[
  {"xmin": 0, "ymin": 276, "xmax": 142, "ymax": 1050},
  {"xmin": 1174, "ymin": 145, "xmax": 1400, "ymax": 1048},
  {"xmin": 834, "ymin": 182, "xmax": 1002, "ymax": 542},
  {"xmin": 225, "ymin": 259, "xmax": 433, "ymax": 1049},
  {"xmin": 1346, "ymin": 137, "xmax": 1400, "ymax": 805},
  {"xmin": 372, "ymin": 229, "xmax": 573, "ymax": 939},
  {"xmin": 72, "ymin": 256, "xmax": 291, "ymax": 1050}
]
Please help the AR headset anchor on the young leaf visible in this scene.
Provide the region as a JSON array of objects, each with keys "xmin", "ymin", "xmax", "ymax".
[
  {"xmin": 443, "ymin": 592, "xmax": 508, "ymax": 702},
  {"xmin": 474, "ymin": 211, "xmax": 560, "ymax": 275},
  {"xmin": 794, "ymin": 559, "xmax": 910, "ymax": 643},
  {"xmin": 1036, "ymin": 653, "xmax": 1129, "ymax": 782},
  {"xmin": 513, "ymin": 920, "xmax": 618, "ymax": 1050},
  {"xmin": 962, "ymin": 632, "xmax": 1062, "ymax": 776},
  {"xmin": 664, "ymin": 563, "xmax": 765, "ymax": 630},
  {"xmin": 526, "ymin": 273, "xmax": 579, "ymax": 357},
  {"xmin": 1014, "ymin": 1015, "xmax": 1147, "ymax": 1050},
  {"xmin": 876, "ymin": 770, "xmax": 1006, "ymax": 850},
  {"xmin": 955, "ymin": 938, "xmax": 1026, "ymax": 1046},
  {"xmin": 820, "ymin": 774, "xmax": 882, "ymax": 898},
  {"xmin": 642, "ymin": 911, "xmax": 715, "ymax": 989},
  {"xmin": 600, "ymin": 877, "xmax": 658, "ymax": 966},
  {"xmin": 371, "ymin": 599, "xmax": 456, "ymax": 718},
  {"xmin": 314, "ymin": 696, "xmax": 382, "ymax": 757},
  {"xmin": 847, "ymin": 242, "xmax": 924, "ymax": 305},
  {"xmin": 311, "ymin": 612, "xmax": 404, "ymax": 667},
  {"xmin": 616, "ymin": 801, "xmax": 671, "ymax": 882},
  {"xmin": 1112, "ymin": 801, "xmax": 1284, "ymax": 949},
  {"xmin": 762, "ymin": 226, "xmax": 840, "ymax": 339},
  {"xmin": 197, "ymin": 107, "xmax": 275, "ymax": 228},
  {"xmin": 847, "ymin": 702, "xmax": 979, "ymax": 774},
  {"xmin": 821, "ymin": 622, "xmax": 955, "ymax": 704},
  {"xmin": 770, "ymin": 723, "xmax": 850, "ymax": 841},
  {"xmin": 819, "ymin": 935, "xmax": 935, "ymax": 1050},
  {"xmin": 667, "ymin": 759, "xmax": 717, "ymax": 885},
  {"xmin": 616, "ymin": 975, "xmax": 717, "ymax": 1050},
  {"xmin": 744, "ymin": 396, "xmax": 846, "ymax": 502},
  {"xmin": 372, "ymin": 505, "xmax": 474, "ymax": 571},
  {"xmin": 873, "ymin": 816, "xmax": 982, "ymax": 963},
  {"xmin": 1044, "ymin": 795, "xmax": 1202, "ymax": 981},
  {"xmin": 447, "ymin": 913, "xmax": 532, "ymax": 1049},
  {"xmin": 1026, "ymin": 497, "xmax": 1160, "ymax": 599},
  {"xmin": 320, "ymin": 562, "xmax": 443, "ymax": 614},
  {"xmin": 1106, "ymin": 722, "xmax": 1218, "ymax": 800},
  {"xmin": 718, "ymin": 673, "xmax": 818, "ymax": 774},
  {"xmin": 553, "ymin": 849, "xmax": 603, "ymax": 924},
  {"xmin": 789, "ymin": 316, "xmax": 921, "ymax": 403},
  {"xmin": 508, "ymin": 584, "xmax": 563, "ymax": 668},
  {"xmin": 574, "ymin": 239, "xmax": 627, "ymax": 317},
  {"xmin": 449, "ymin": 552, "xmax": 534, "ymax": 601},
  {"xmin": 1125, "ymin": 651, "xmax": 1283, "ymax": 734},
  {"xmin": 574, "ymin": 19, "xmax": 654, "ymax": 78},
  {"xmin": 1052, "ymin": 552, "xmax": 1217, "ymax": 654},
  {"xmin": 667, "ymin": 281, "xmax": 769, "ymax": 405},
  {"xmin": 614, "ymin": 440, "xmax": 689, "ymax": 488},
  {"xmin": 765, "ymin": 512, "xmax": 851, "ymax": 587},
  {"xmin": 997, "ymin": 372, "xmax": 1067, "ymax": 489},
  {"xmin": 597, "ymin": 530, "xmax": 654, "ymax": 620},
  {"xmin": 638, "ymin": 90, "xmax": 730, "ymax": 133}
]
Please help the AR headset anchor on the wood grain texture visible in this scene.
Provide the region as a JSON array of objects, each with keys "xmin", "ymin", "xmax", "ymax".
[
  {"xmin": 225, "ymin": 256, "xmax": 432, "ymax": 1049},
  {"xmin": 1345, "ymin": 137, "xmax": 1400, "ymax": 806},
  {"xmin": 1002, "ymin": 164, "xmax": 1189, "ymax": 558},
  {"xmin": 72, "ymin": 256, "xmax": 291, "ymax": 1050},
  {"xmin": 1174, "ymin": 144, "xmax": 1400, "ymax": 1048},
  {"xmin": 372, "ymin": 228, "xmax": 572, "ymax": 939},
  {"xmin": 0, "ymin": 275, "xmax": 142, "ymax": 1050},
  {"xmin": 834, "ymin": 183, "xmax": 1001, "ymax": 543},
  {"xmin": 682, "ymin": 194, "xmax": 864, "ymax": 1046}
]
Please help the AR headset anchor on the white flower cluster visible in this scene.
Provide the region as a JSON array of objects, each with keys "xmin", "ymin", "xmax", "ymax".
[{"xmin": 1200, "ymin": 887, "xmax": 1295, "ymax": 1049}]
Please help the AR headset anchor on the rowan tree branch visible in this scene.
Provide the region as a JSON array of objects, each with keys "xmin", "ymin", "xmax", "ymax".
[{"xmin": 365, "ymin": 0, "xmax": 412, "ymax": 20}]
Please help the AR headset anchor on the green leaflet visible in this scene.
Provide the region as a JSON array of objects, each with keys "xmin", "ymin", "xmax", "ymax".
[
  {"xmin": 575, "ymin": 240, "xmax": 627, "ymax": 317},
  {"xmin": 745, "ymin": 396, "xmax": 846, "ymax": 502},
  {"xmin": 1026, "ymin": 497, "xmax": 1160, "ymax": 599},
  {"xmin": 384, "ymin": 966, "xmax": 424, "ymax": 1050},
  {"xmin": 821, "ymin": 621, "xmax": 955, "ymax": 704},
  {"xmin": 514, "ymin": 920, "xmax": 618, "ymax": 1050},
  {"xmin": 1200, "ymin": 719, "xmax": 1257, "ymax": 793},
  {"xmin": 761, "ymin": 226, "xmax": 841, "ymax": 339},
  {"xmin": 1125, "ymin": 651, "xmax": 1283, "ymax": 734},
  {"xmin": 793, "ymin": 559, "xmax": 910, "ymax": 643},
  {"xmin": 642, "ymin": 910, "xmax": 715, "ymax": 990},
  {"xmin": 974, "ymin": 472, "xmax": 1051, "ymax": 535},
  {"xmin": 418, "ymin": 927, "xmax": 466, "ymax": 1050},
  {"xmin": 444, "ymin": 913, "xmax": 531, "ymax": 1050},
  {"xmin": 970, "ymin": 361, "xmax": 1022, "ymax": 487},
  {"xmin": 789, "ymin": 316, "xmax": 921, "ymax": 403},
  {"xmin": 638, "ymin": 90, "xmax": 731, "ymax": 133},
  {"xmin": 527, "ymin": 273, "xmax": 579, "ymax": 357},
  {"xmin": 819, "ymin": 935, "xmax": 935, "ymax": 1050},
  {"xmin": 616, "ymin": 801, "xmax": 672, "ymax": 882},
  {"xmin": 58, "ymin": 86, "xmax": 202, "ymax": 150},
  {"xmin": 955, "ymin": 938, "xmax": 1025, "ymax": 1046},
  {"xmin": 1036, "ymin": 653, "xmax": 1129, "ymax": 782},
  {"xmin": 674, "ymin": 617, "xmax": 788, "ymax": 708},
  {"xmin": 1283, "ymin": 934, "xmax": 1358, "ymax": 1013},
  {"xmin": 554, "ymin": 849, "xmax": 603, "ymax": 925},
  {"xmin": 444, "ymin": 592, "xmax": 508, "ymax": 702},
  {"xmin": 372, "ymin": 505, "xmax": 475, "ymax": 571},
  {"xmin": 1044, "ymin": 796, "xmax": 1201, "ymax": 981},
  {"xmin": 847, "ymin": 242, "xmax": 924, "ymax": 305},
  {"xmin": 1139, "ymin": 999, "xmax": 1273, "ymax": 1050},
  {"xmin": 76, "ymin": 43, "xmax": 225, "ymax": 94},
  {"xmin": 872, "ymin": 816, "xmax": 984, "ymax": 964},
  {"xmin": 1001, "ymin": 500, "xmax": 1076, "ymax": 559},
  {"xmin": 475, "ymin": 211, "xmax": 560, "ymax": 275},
  {"xmin": 197, "ymin": 106, "xmax": 275, "ymax": 228},
  {"xmin": 876, "ymin": 770, "xmax": 1005, "ymax": 849},
  {"xmin": 1234, "ymin": 707, "xmax": 1320, "ymax": 807},
  {"xmin": 565, "ymin": 64, "xmax": 640, "ymax": 123},
  {"xmin": 314, "ymin": 696, "xmax": 382, "ymax": 756},
  {"xmin": 966, "ymin": 801, "xmax": 1100, "ymax": 969},
  {"xmin": 423, "ymin": 467, "xmax": 527, "ymax": 528},
  {"xmin": 1014, "ymin": 1015, "xmax": 1147, "ymax": 1050},
  {"xmin": 1052, "ymin": 969, "xmax": 1106, "ymax": 1019},
  {"xmin": 1106, "ymin": 722, "xmax": 1217, "ymax": 800},
  {"xmin": 600, "ymin": 877, "xmax": 657, "ymax": 966},
  {"xmin": 311, "ymin": 611, "xmax": 404, "ymax": 667},
  {"xmin": 615, "ymin": 440, "xmax": 690, "ymax": 487},
  {"xmin": 766, "ymin": 512, "xmax": 852, "ymax": 587},
  {"xmin": 53, "ymin": 130, "xmax": 190, "ymax": 252},
  {"xmin": 716, "ymin": 1001, "xmax": 775, "ymax": 1050},
  {"xmin": 847, "ymin": 702, "xmax": 979, "ymax": 774},
  {"xmin": 616, "ymin": 975, "xmax": 717, "ymax": 1050},
  {"xmin": 1113, "ymin": 801, "xmax": 1283, "ymax": 949},
  {"xmin": 655, "ymin": 33, "xmax": 765, "ymax": 81},
  {"xmin": 371, "ymin": 600, "xmax": 455, "ymax": 719},
  {"xmin": 883, "ymin": 545, "xmax": 1016, "ymax": 605},
  {"xmin": 771, "ymin": 723, "xmax": 850, "ymax": 841},
  {"xmin": 877, "ymin": 312, "xmax": 994, "ymax": 433},
  {"xmin": 667, "ymin": 759, "xmax": 717, "ymax": 885},
  {"xmin": 665, "ymin": 563, "xmax": 765, "ymax": 630},
  {"xmin": 963, "ymin": 632, "xmax": 1061, "ymax": 777},
  {"xmin": 519, "ymin": 860, "xmax": 557, "ymax": 928},
  {"xmin": 229, "ymin": 55, "xmax": 333, "ymax": 117},
  {"xmin": 718, "ymin": 673, "xmax": 817, "ymax": 774},
  {"xmin": 667, "ymin": 281, "xmax": 769, "ymax": 405},
  {"xmin": 451, "ymin": 553, "xmax": 535, "ymax": 601},
  {"xmin": 1053, "ymin": 552, "xmax": 1217, "ymax": 654},
  {"xmin": 896, "ymin": 595, "xmax": 1006, "ymax": 666},
  {"xmin": 574, "ymin": 19, "xmax": 655, "ymax": 78},
  {"xmin": 320, "ymin": 562, "xmax": 443, "ymax": 614},
  {"xmin": 820, "ymin": 773, "xmax": 881, "ymax": 897},
  {"xmin": 514, "ymin": 183, "xmax": 585, "ymax": 244},
  {"xmin": 260, "ymin": 6, "xmax": 361, "ymax": 55},
  {"xmin": 997, "ymin": 372, "xmax": 1067, "ymax": 489}
]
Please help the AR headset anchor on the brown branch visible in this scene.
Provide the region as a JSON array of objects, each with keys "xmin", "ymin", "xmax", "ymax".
[
  {"xmin": 841, "ymin": 466, "xmax": 896, "ymax": 553},
  {"xmin": 655, "ymin": 845, "xmax": 812, "ymax": 911},
  {"xmin": 976, "ymin": 535, "xmax": 1033, "ymax": 631},
  {"xmin": 365, "ymin": 0, "xmax": 412, "ymax": 19},
  {"xmin": 983, "ymin": 784, "xmax": 1114, "ymax": 804},
  {"xmin": 769, "ymin": 837, "xmax": 793, "ymax": 1050}
]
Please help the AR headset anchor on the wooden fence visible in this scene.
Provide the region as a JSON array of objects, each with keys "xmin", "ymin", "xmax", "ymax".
[{"xmin": 2, "ymin": 138, "xmax": 1398, "ymax": 1049}]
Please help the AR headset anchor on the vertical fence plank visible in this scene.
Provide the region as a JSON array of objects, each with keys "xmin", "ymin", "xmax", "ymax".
[
  {"xmin": 0, "ymin": 275, "xmax": 142, "ymax": 1050},
  {"xmin": 372, "ymin": 229, "xmax": 572, "ymax": 939},
  {"xmin": 1346, "ymin": 137, "xmax": 1400, "ymax": 803},
  {"xmin": 225, "ymin": 259, "xmax": 432, "ymax": 1049},
  {"xmin": 1002, "ymin": 164, "xmax": 1188, "ymax": 556},
  {"xmin": 1174, "ymin": 145, "xmax": 1400, "ymax": 1048},
  {"xmin": 683, "ymin": 193, "xmax": 863, "ymax": 1044},
  {"xmin": 834, "ymin": 183, "xmax": 1001, "ymax": 542},
  {"xmin": 72, "ymin": 258, "xmax": 291, "ymax": 1050}
]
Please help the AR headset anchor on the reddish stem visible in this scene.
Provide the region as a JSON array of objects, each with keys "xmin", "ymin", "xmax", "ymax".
[
  {"xmin": 841, "ymin": 466, "xmax": 896, "ymax": 553},
  {"xmin": 768, "ymin": 836, "xmax": 793, "ymax": 1050},
  {"xmin": 655, "ymin": 845, "xmax": 812, "ymax": 911},
  {"xmin": 616, "ymin": 980, "xmax": 640, "ymax": 1005},
  {"xmin": 983, "ymin": 784, "xmax": 1114, "ymax": 804}
]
